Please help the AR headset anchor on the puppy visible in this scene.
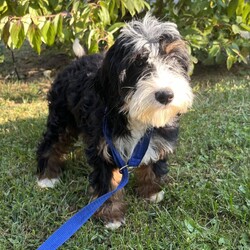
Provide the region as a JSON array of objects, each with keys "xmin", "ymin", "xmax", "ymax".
[{"xmin": 37, "ymin": 14, "xmax": 193, "ymax": 229}]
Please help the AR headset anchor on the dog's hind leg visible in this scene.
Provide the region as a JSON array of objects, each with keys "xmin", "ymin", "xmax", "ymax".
[{"xmin": 36, "ymin": 109, "xmax": 78, "ymax": 188}]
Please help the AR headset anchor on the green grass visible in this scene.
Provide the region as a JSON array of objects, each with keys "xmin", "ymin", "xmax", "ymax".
[{"xmin": 0, "ymin": 70, "xmax": 249, "ymax": 250}]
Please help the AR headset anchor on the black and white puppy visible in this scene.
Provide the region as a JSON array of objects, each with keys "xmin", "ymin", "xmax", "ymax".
[{"xmin": 37, "ymin": 14, "xmax": 193, "ymax": 229}]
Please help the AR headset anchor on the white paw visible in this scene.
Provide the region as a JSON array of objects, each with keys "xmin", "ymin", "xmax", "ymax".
[
  {"xmin": 105, "ymin": 220, "xmax": 124, "ymax": 230},
  {"xmin": 149, "ymin": 190, "xmax": 165, "ymax": 203},
  {"xmin": 37, "ymin": 178, "xmax": 60, "ymax": 188}
]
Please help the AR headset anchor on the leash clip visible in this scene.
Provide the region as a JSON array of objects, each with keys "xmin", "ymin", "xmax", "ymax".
[
  {"xmin": 119, "ymin": 164, "xmax": 128, "ymax": 173},
  {"xmin": 119, "ymin": 164, "xmax": 136, "ymax": 173}
]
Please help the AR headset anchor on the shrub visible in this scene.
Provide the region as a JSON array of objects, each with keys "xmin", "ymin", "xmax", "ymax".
[
  {"xmin": 0, "ymin": 0, "xmax": 149, "ymax": 55},
  {"xmin": 0, "ymin": 0, "xmax": 249, "ymax": 69},
  {"xmin": 152, "ymin": 0, "xmax": 250, "ymax": 69}
]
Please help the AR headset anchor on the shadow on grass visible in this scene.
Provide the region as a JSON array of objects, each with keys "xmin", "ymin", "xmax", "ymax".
[
  {"xmin": 1, "ymin": 115, "xmax": 91, "ymax": 173},
  {"xmin": 0, "ymin": 115, "xmax": 95, "ymax": 248}
]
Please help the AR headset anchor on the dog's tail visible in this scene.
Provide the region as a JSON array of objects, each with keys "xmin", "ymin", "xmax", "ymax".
[{"xmin": 72, "ymin": 38, "xmax": 86, "ymax": 58}]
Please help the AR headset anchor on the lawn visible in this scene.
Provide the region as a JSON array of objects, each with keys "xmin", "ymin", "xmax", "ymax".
[{"xmin": 0, "ymin": 67, "xmax": 249, "ymax": 249}]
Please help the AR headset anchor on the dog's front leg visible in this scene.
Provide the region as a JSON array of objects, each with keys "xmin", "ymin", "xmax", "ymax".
[
  {"xmin": 95, "ymin": 168, "xmax": 126, "ymax": 229},
  {"xmin": 135, "ymin": 159, "xmax": 169, "ymax": 203},
  {"xmin": 88, "ymin": 156, "xmax": 126, "ymax": 229}
]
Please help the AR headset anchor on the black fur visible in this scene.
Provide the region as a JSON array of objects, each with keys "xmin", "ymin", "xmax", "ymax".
[
  {"xmin": 37, "ymin": 49, "xmax": 179, "ymax": 194},
  {"xmin": 37, "ymin": 15, "xmax": 192, "ymax": 226}
]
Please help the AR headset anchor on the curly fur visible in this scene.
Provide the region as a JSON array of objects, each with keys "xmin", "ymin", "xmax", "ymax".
[{"xmin": 37, "ymin": 14, "xmax": 193, "ymax": 227}]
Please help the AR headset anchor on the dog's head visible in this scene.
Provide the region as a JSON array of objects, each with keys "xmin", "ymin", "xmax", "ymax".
[{"xmin": 101, "ymin": 13, "xmax": 193, "ymax": 128}]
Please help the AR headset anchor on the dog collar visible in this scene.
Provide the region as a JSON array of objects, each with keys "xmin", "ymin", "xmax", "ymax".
[{"xmin": 102, "ymin": 113, "xmax": 153, "ymax": 169}]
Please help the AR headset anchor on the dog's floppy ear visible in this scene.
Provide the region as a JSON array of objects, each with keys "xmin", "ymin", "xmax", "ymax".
[{"xmin": 98, "ymin": 39, "xmax": 126, "ymax": 106}]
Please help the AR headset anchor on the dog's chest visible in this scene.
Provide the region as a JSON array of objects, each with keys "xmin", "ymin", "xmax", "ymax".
[{"xmin": 113, "ymin": 130, "xmax": 173, "ymax": 165}]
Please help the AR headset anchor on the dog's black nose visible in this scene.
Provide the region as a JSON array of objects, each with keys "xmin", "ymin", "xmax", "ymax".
[{"xmin": 155, "ymin": 90, "xmax": 174, "ymax": 105}]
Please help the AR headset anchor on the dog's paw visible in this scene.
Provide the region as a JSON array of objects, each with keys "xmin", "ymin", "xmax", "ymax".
[
  {"xmin": 105, "ymin": 219, "xmax": 125, "ymax": 230},
  {"xmin": 37, "ymin": 178, "xmax": 60, "ymax": 188},
  {"xmin": 148, "ymin": 190, "xmax": 165, "ymax": 203}
]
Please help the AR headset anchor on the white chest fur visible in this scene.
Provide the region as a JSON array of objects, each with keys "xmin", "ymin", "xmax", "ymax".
[{"xmin": 113, "ymin": 125, "xmax": 174, "ymax": 165}]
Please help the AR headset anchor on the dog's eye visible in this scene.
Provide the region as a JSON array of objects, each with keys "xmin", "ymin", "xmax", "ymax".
[
  {"xmin": 134, "ymin": 55, "xmax": 147, "ymax": 67},
  {"xmin": 171, "ymin": 55, "xmax": 189, "ymax": 72}
]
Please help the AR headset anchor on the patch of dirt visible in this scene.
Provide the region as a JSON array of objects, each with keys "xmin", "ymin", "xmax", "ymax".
[
  {"xmin": 1, "ymin": 41, "xmax": 249, "ymax": 84},
  {"xmin": 0, "ymin": 41, "xmax": 73, "ymax": 82}
]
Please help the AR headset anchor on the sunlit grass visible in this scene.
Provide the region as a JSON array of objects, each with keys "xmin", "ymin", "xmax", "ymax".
[{"xmin": 0, "ymin": 71, "xmax": 249, "ymax": 249}]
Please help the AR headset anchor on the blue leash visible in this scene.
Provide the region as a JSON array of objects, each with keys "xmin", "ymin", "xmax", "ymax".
[{"xmin": 38, "ymin": 118, "xmax": 152, "ymax": 250}]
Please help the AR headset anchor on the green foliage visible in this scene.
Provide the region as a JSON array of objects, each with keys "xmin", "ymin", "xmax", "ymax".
[
  {"xmin": 0, "ymin": 0, "xmax": 149, "ymax": 54},
  {"xmin": 152, "ymin": 0, "xmax": 250, "ymax": 69},
  {"xmin": 0, "ymin": 0, "xmax": 249, "ymax": 69}
]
